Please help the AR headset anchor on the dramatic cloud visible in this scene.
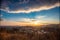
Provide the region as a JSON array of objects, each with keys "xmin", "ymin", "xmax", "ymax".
[{"xmin": 0, "ymin": 0, "xmax": 60, "ymax": 13}]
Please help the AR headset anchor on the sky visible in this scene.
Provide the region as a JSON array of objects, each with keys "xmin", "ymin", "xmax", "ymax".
[{"xmin": 0, "ymin": 0, "xmax": 60, "ymax": 26}]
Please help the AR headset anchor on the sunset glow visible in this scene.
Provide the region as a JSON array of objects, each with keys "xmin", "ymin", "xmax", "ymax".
[
  {"xmin": 0, "ymin": 0, "xmax": 60, "ymax": 26},
  {"xmin": 0, "ymin": 0, "xmax": 60, "ymax": 40}
]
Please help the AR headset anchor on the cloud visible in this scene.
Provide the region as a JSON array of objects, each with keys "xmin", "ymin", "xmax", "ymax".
[
  {"xmin": 0, "ymin": 20, "xmax": 31, "ymax": 26},
  {"xmin": 15, "ymin": 16, "xmax": 46, "ymax": 22},
  {"xmin": 0, "ymin": 14, "xmax": 3, "ymax": 21},
  {"xmin": 0, "ymin": 0, "xmax": 60, "ymax": 13},
  {"xmin": 19, "ymin": 0, "xmax": 29, "ymax": 4},
  {"xmin": 13, "ymin": 15, "xmax": 59, "ymax": 24},
  {"xmin": 0, "ymin": 14, "xmax": 3, "ymax": 17},
  {"xmin": 35, "ymin": 15, "xmax": 46, "ymax": 19},
  {"xmin": 0, "ymin": 16, "xmax": 59, "ymax": 26},
  {"xmin": 17, "ymin": 18, "xmax": 35, "ymax": 22},
  {"xmin": 0, "ymin": 17, "xmax": 34, "ymax": 26}
]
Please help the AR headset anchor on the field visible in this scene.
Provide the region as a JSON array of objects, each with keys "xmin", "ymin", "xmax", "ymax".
[{"xmin": 0, "ymin": 24, "xmax": 60, "ymax": 40}]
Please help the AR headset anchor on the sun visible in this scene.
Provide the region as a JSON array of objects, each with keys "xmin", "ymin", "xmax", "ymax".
[
  {"xmin": 31, "ymin": 20, "xmax": 40, "ymax": 26},
  {"xmin": 34, "ymin": 21, "xmax": 39, "ymax": 25}
]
